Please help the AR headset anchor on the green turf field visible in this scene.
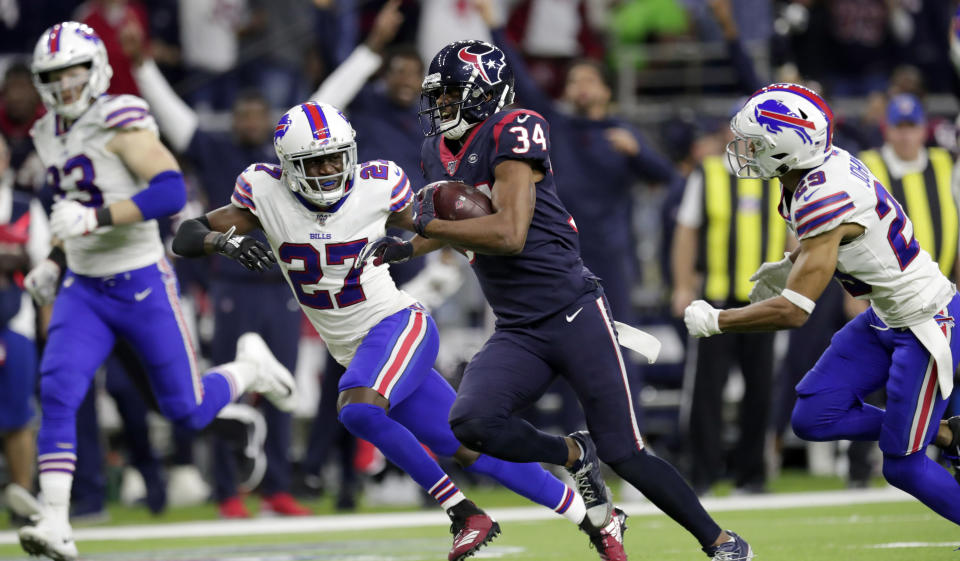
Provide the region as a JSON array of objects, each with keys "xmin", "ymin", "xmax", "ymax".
[{"xmin": 0, "ymin": 491, "xmax": 955, "ymax": 561}]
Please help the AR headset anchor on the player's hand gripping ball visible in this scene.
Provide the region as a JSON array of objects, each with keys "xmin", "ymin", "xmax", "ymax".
[{"xmin": 413, "ymin": 180, "xmax": 493, "ymax": 237}]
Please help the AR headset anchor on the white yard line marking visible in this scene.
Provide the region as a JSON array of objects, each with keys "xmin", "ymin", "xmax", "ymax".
[
  {"xmin": 864, "ymin": 542, "xmax": 959, "ymax": 549},
  {"xmin": 0, "ymin": 487, "xmax": 914, "ymax": 545}
]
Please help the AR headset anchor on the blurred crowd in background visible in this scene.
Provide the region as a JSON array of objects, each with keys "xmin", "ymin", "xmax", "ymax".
[{"xmin": 0, "ymin": 0, "xmax": 959, "ymax": 522}]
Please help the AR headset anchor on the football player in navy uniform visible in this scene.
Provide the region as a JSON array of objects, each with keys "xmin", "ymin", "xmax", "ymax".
[{"xmin": 359, "ymin": 40, "xmax": 753, "ymax": 560}]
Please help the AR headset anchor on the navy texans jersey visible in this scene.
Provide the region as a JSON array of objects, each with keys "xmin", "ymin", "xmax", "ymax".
[{"xmin": 420, "ymin": 108, "xmax": 596, "ymax": 326}]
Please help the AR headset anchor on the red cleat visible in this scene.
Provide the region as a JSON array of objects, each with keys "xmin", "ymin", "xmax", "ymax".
[
  {"xmin": 218, "ymin": 496, "xmax": 251, "ymax": 519},
  {"xmin": 448, "ymin": 512, "xmax": 500, "ymax": 561},
  {"xmin": 583, "ymin": 507, "xmax": 628, "ymax": 561},
  {"xmin": 260, "ymin": 492, "xmax": 312, "ymax": 516}
]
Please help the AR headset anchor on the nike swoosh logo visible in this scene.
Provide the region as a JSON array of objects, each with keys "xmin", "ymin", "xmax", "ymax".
[
  {"xmin": 801, "ymin": 188, "xmax": 820, "ymax": 202},
  {"xmin": 517, "ymin": 114, "xmax": 529, "ymax": 123},
  {"xmin": 134, "ymin": 288, "xmax": 152, "ymax": 301},
  {"xmin": 565, "ymin": 307, "xmax": 584, "ymax": 322}
]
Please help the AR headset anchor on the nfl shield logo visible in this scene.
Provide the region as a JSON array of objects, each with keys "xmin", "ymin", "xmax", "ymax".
[
  {"xmin": 316, "ymin": 214, "xmax": 329, "ymax": 225},
  {"xmin": 446, "ymin": 160, "xmax": 458, "ymax": 175}
]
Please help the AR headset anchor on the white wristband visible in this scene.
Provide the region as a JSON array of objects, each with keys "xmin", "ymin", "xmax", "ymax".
[{"xmin": 781, "ymin": 288, "xmax": 816, "ymax": 314}]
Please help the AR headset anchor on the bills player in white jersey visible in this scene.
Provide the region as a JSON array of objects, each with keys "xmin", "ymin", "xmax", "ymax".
[
  {"xmin": 19, "ymin": 22, "xmax": 297, "ymax": 561},
  {"xmin": 173, "ymin": 101, "xmax": 628, "ymax": 561},
  {"xmin": 684, "ymin": 83, "xmax": 960, "ymax": 526}
]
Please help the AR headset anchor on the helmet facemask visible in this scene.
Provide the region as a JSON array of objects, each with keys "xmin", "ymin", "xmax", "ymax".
[
  {"xmin": 34, "ymin": 64, "xmax": 94, "ymax": 120},
  {"xmin": 281, "ymin": 141, "xmax": 357, "ymax": 207},
  {"xmin": 726, "ymin": 127, "xmax": 787, "ymax": 179},
  {"xmin": 418, "ymin": 70, "xmax": 514, "ymax": 139}
]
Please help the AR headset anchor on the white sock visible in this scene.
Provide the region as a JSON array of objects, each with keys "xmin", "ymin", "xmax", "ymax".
[
  {"xmin": 440, "ymin": 491, "xmax": 467, "ymax": 511},
  {"xmin": 217, "ymin": 361, "xmax": 257, "ymax": 399},
  {"xmin": 39, "ymin": 471, "xmax": 72, "ymax": 524},
  {"xmin": 562, "ymin": 490, "xmax": 587, "ymax": 525}
]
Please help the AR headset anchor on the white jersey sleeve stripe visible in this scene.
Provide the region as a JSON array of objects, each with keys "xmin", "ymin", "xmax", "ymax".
[
  {"xmin": 389, "ymin": 180, "xmax": 412, "ymax": 212},
  {"xmin": 105, "ymin": 106, "xmax": 147, "ymax": 126},
  {"xmin": 390, "ymin": 170, "xmax": 409, "ymax": 197},
  {"xmin": 232, "ymin": 191, "xmax": 256, "ymax": 211},
  {"xmin": 794, "ymin": 192, "xmax": 850, "ymax": 221},
  {"xmin": 796, "ymin": 202, "xmax": 855, "ymax": 237}
]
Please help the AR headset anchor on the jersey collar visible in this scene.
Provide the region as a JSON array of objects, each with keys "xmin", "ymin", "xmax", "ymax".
[
  {"xmin": 293, "ymin": 176, "xmax": 354, "ymax": 214},
  {"xmin": 437, "ymin": 123, "xmax": 483, "ymax": 176}
]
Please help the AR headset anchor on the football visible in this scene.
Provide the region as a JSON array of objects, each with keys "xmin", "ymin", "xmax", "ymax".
[{"xmin": 429, "ymin": 180, "xmax": 493, "ymax": 221}]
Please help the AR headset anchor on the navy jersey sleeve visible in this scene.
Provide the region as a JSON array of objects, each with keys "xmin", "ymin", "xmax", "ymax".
[{"xmin": 491, "ymin": 110, "xmax": 552, "ymax": 174}]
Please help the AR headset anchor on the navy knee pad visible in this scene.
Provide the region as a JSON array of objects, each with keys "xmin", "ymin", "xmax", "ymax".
[{"xmin": 450, "ymin": 416, "xmax": 506, "ymax": 455}]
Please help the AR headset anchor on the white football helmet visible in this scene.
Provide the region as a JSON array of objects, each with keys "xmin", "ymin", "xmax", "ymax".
[
  {"xmin": 727, "ymin": 83, "xmax": 834, "ymax": 179},
  {"xmin": 31, "ymin": 22, "xmax": 113, "ymax": 120},
  {"xmin": 273, "ymin": 102, "xmax": 357, "ymax": 207}
]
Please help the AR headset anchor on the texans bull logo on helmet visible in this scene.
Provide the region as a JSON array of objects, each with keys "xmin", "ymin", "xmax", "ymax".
[
  {"xmin": 754, "ymin": 98, "xmax": 815, "ymax": 145},
  {"xmin": 457, "ymin": 44, "xmax": 505, "ymax": 86}
]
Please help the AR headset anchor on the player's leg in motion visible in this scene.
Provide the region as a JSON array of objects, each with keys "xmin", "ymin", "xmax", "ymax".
[
  {"xmin": 553, "ymin": 295, "xmax": 750, "ymax": 558},
  {"xmin": 390, "ymin": 367, "xmax": 622, "ymax": 525},
  {"xmin": 878, "ymin": 303, "xmax": 960, "ymax": 524},
  {"xmin": 19, "ymin": 275, "xmax": 117, "ymax": 561},
  {"xmin": 337, "ymin": 306, "xmax": 499, "ymax": 561},
  {"xmin": 789, "ymin": 311, "xmax": 889, "ymax": 443},
  {"xmin": 447, "ymin": 325, "xmax": 628, "ymax": 559},
  {"xmin": 118, "ymin": 262, "xmax": 295, "ymax": 431}
]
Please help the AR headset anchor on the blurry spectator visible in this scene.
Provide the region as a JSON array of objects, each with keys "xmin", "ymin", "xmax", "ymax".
[
  {"xmin": 130, "ymin": 41, "xmax": 309, "ymax": 518},
  {"xmin": 504, "ymin": 0, "xmax": 604, "ymax": 97},
  {"xmin": 0, "ymin": 62, "xmax": 44, "ymax": 191},
  {"xmin": 671, "ymin": 126, "xmax": 788, "ymax": 494},
  {"xmin": 0, "ymin": 1, "xmax": 82, "ymax": 54},
  {"xmin": 417, "ymin": 0, "xmax": 492, "ymax": 66},
  {"xmin": 0, "ymin": 132, "xmax": 47, "ymax": 526},
  {"xmin": 178, "ymin": 0, "xmax": 248, "ymax": 111},
  {"xmin": 240, "ymin": 0, "xmax": 314, "ymax": 109},
  {"xmin": 76, "ymin": 0, "xmax": 150, "ymax": 95}
]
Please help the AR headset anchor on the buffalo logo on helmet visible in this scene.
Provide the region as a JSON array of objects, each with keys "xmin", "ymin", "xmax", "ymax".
[
  {"xmin": 754, "ymin": 98, "xmax": 815, "ymax": 144},
  {"xmin": 457, "ymin": 44, "xmax": 504, "ymax": 86},
  {"xmin": 274, "ymin": 113, "xmax": 292, "ymax": 142}
]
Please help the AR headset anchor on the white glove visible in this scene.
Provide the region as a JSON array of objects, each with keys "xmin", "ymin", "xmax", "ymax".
[
  {"xmin": 24, "ymin": 259, "xmax": 61, "ymax": 306},
  {"xmin": 748, "ymin": 254, "xmax": 793, "ymax": 303},
  {"xmin": 684, "ymin": 300, "xmax": 722, "ymax": 338},
  {"xmin": 50, "ymin": 199, "xmax": 99, "ymax": 240}
]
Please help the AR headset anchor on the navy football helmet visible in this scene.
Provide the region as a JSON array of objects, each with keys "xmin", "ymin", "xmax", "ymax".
[{"xmin": 419, "ymin": 40, "xmax": 515, "ymax": 139}]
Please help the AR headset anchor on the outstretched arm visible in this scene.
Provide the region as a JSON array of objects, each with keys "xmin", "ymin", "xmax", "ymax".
[
  {"xmin": 686, "ymin": 223, "xmax": 861, "ymax": 336},
  {"xmin": 172, "ymin": 205, "xmax": 275, "ymax": 272},
  {"xmin": 130, "ymin": 58, "xmax": 199, "ymax": 153},
  {"xmin": 310, "ymin": 0, "xmax": 404, "ymax": 108}
]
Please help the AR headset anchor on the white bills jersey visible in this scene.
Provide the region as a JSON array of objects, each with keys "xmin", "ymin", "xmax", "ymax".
[
  {"xmin": 31, "ymin": 94, "xmax": 164, "ymax": 276},
  {"xmin": 784, "ymin": 147, "xmax": 954, "ymax": 327},
  {"xmin": 232, "ymin": 160, "xmax": 417, "ymax": 365}
]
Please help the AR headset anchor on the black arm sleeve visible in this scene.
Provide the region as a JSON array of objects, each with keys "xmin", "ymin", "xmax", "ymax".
[
  {"xmin": 48, "ymin": 246, "xmax": 66, "ymax": 270},
  {"xmin": 172, "ymin": 215, "xmax": 213, "ymax": 258}
]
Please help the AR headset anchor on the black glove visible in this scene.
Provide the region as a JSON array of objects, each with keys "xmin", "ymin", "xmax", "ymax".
[
  {"xmin": 412, "ymin": 186, "xmax": 437, "ymax": 237},
  {"xmin": 212, "ymin": 226, "xmax": 277, "ymax": 272},
  {"xmin": 355, "ymin": 236, "xmax": 414, "ymax": 269}
]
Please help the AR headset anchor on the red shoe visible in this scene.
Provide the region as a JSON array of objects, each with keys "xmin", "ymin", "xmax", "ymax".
[
  {"xmin": 448, "ymin": 511, "xmax": 500, "ymax": 561},
  {"xmin": 583, "ymin": 507, "xmax": 628, "ymax": 561},
  {"xmin": 218, "ymin": 496, "xmax": 251, "ymax": 519},
  {"xmin": 260, "ymin": 492, "xmax": 312, "ymax": 516}
]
